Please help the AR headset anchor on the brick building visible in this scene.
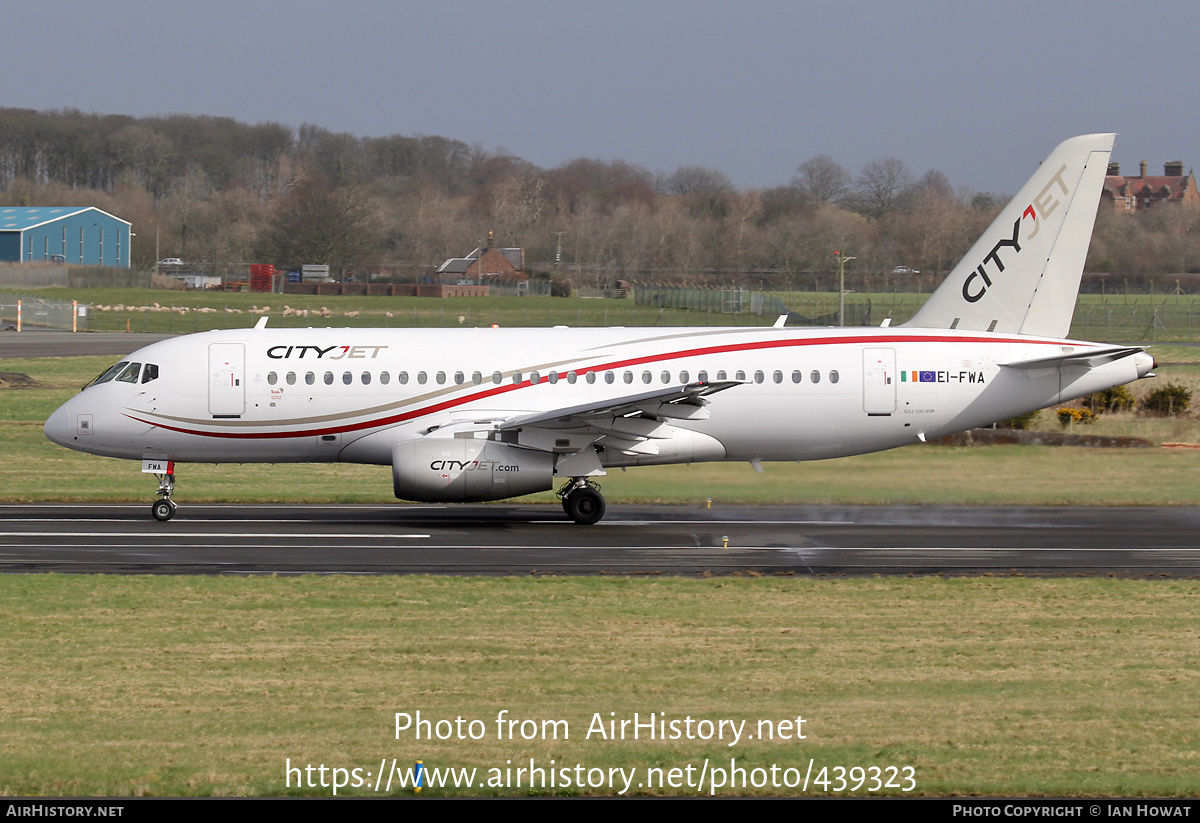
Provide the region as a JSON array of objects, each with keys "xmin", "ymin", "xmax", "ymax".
[
  {"xmin": 435, "ymin": 246, "xmax": 526, "ymax": 284},
  {"xmin": 1102, "ymin": 160, "xmax": 1199, "ymax": 214}
]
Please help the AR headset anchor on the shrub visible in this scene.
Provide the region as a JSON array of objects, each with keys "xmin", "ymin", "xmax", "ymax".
[
  {"xmin": 1057, "ymin": 407, "xmax": 1096, "ymax": 426},
  {"xmin": 549, "ymin": 277, "xmax": 573, "ymax": 298},
  {"xmin": 1082, "ymin": 385, "xmax": 1135, "ymax": 413},
  {"xmin": 996, "ymin": 411, "xmax": 1038, "ymax": 430},
  {"xmin": 1139, "ymin": 382, "xmax": 1192, "ymax": 416}
]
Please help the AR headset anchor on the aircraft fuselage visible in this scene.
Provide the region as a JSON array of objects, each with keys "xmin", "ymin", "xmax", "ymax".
[{"xmin": 44, "ymin": 324, "xmax": 1151, "ymax": 469}]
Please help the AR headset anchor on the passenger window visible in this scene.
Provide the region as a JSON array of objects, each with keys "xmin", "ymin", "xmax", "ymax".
[
  {"xmin": 267, "ymin": 372, "xmax": 278, "ymax": 386},
  {"xmin": 830, "ymin": 370, "xmax": 840, "ymax": 384},
  {"xmin": 773, "ymin": 370, "xmax": 783, "ymax": 384},
  {"xmin": 417, "ymin": 371, "xmax": 427, "ymax": 385},
  {"xmin": 754, "ymin": 370, "xmax": 764, "ymax": 384},
  {"xmin": 792, "ymin": 370, "xmax": 802, "ymax": 384},
  {"xmin": 716, "ymin": 370, "xmax": 727, "ymax": 380},
  {"xmin": 379, "ymin": 372, "xmax": 390, "ymax": 386},
  {"xmin": 698, "ymin": 370, "xmax": 708, "ymax": 382},
  {"xmin": 604, "ymin": 372, "xmax": 614, "ymax": 384},
  {"xmin": 492, "ymin": 371, "xmax": 503, "ymax": 385},
  {"xmin": 735, "ymin": 370, "xmax": 746, "ymax": 381},
  {"xmin": 399, "ymin": 371, "xmax": 409, "ymax": 385},
  {"xmin": 454, "ymin": 371, "xmax": 464, "ymax": 385},
  {"xmin": 436, "ymin": 371, "xmax": 446, "ymax": 385},
  {"xmin": 530, "ymin": 371, "xmax": 540, "ymax": 385},
  {"xmin": 586, "ymin": 371, "xmax": 596, "ymax": 384},
  {"xmin": 286, "ymin": 372, "xmax": 296, "ymax": 385},
  {"xmin": 567, "ymin": 371, "xmax": 577, "ymax": 384},
  {"xmin": 548, "ymin": 372, "xmax": 559, "ymax": 384},
  {"xmin": 324, "ymin": 371, "xmax": 334, "ymax": 385},
  {"xmin": 141, "ymin": 364, "xmax": 159, "ymax": 384},
  {"xmin": 472, "ymin": 371, "xmax": 482, "ymax": 385},
  {"xmin": 811, "ymin": 370, "xmax": 821, "ymax": 384},
  {"xmin": 306, "ymin": 372, "xmax": 316, "ymax": 386},
  {"xmin": 361, "ymin": 371, "xmax": 372, "ymax": 385},
  {"xmin": 513, "ymin": 372, "xmax": 523, "ymax": 384},
  {"xmin": 661, "ymin": 370, "xmax": 670, "ymax": 384},
  {"xmin": 642, "ymin": 371, "xmax": 652, "ymax": 384},
  {"xmin": 623, "ymin": 371, "xmax": 633, "ymax": 384},
  {"xmin": 342, "ymin": 371, "xmax": 352, "ymax": 385},
  {"xmin": 680, "ymin": 370, "xmax": 689, "ymax": 382}
]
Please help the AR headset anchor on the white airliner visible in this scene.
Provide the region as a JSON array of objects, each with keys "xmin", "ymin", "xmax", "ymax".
[{"xmin": 44, "ymin": 134, "xmax": 1153, "ymax": 524}]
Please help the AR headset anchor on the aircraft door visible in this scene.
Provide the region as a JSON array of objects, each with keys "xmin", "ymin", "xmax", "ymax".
[
  {"xmin": 863, "ymin": 348, "xmax": 896, "ymax": 415},
  {"xmin": 208, "ymin": 342, "xmax": 246, "ymax": 417}
]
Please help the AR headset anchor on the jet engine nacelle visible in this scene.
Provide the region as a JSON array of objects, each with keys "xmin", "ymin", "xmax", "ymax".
[{"xmin": 392, "ymin": 438, "xmax": 555, "ymax": 502}]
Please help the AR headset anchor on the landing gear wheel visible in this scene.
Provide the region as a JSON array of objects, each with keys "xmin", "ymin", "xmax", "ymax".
[
  {"xmin": 150, "ymin": 468, "xmax": 177, "ymax": 522},
  {"xmin": 564, "ymin": 486, "xmax": 606, "ymax": 525},
  {"xmin": 152, "ymin": 498, "xmax": 177, "ymax": 522}
]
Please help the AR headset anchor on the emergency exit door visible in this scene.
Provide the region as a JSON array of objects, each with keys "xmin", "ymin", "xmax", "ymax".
[
  {"xmin": 863, "ymin": 348, "xmax": 896, "ymax": 415},
  {"xmin": 208, "ymin": 342, "xmax": 245, "ymax": 417}
]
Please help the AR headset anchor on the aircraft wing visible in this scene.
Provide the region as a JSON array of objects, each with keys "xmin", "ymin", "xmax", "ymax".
[
  {"xmin": 500, "ymin": 380, "xmax": 742, "ymax": 429},
  {"xmin": 1000, "ymin": 346, "xmax": 1145, "ymax": 371},
  {"xmin": 495, "ymin": 380, "xmax": 742, "ymax": 460}
]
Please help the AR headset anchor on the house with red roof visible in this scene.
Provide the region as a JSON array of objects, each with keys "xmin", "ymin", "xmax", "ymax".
[{"xmin": 1102, "ymin": 160, "xmax": 1199, "ymax": 214}]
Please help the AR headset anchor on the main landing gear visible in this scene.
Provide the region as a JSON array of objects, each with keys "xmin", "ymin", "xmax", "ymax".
[
  {"xmin": 558, "ymin": 478, "xmax": 606, "ymax": 525},
  {"xmin": 151, "ymin": 469, "xmax": 177, "ymax": 522}
]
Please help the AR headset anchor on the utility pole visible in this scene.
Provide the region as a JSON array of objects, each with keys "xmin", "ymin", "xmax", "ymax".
[
  {"xmin": 553, "ymin": 231, "xmax": 566, "ymax": 273},
  {"xmin": 835, "ymin": 251, "xmax": 855, "ymax": 326}
]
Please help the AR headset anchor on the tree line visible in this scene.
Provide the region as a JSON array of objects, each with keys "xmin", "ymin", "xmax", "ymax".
[{"xmin": 0, "ymin": 107, "xmax": 1194, "ymax": 288}]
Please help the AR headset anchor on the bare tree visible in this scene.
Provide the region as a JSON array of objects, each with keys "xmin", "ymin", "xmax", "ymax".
[
  {"xmin": 792, "ymin": 154, "xmax": 851, "ymax": 206},
  {"xmin": 659, "ymin": 165, "xmax": 732, "ymax": 197},
  {"xmin": 260, "ymin": 173, "xmax": 379, "ymax": 276},
  {"xmin": 854, "ymin": 157, "xmax": 914, "ymax": 218}
]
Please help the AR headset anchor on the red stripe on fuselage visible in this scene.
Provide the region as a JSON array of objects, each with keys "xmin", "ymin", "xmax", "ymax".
[{"xmin": 125, "ymin": 332, "xmax": 1075, "ymax": 440}]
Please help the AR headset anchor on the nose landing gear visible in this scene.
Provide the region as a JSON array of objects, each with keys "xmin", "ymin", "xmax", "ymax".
[
  {"xmin": 558, "ymin": 478, "xmax": 606, "ymax": 525},
  {"xmin": 151, "ymin": 469, "xmax": 177, "ymax": 521}
]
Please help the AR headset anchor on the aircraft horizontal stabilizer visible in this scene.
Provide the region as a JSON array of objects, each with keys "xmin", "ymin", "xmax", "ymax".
[{"xmin": 1000, "ymin": 346, "xmax": 1145, "ymax": 371}]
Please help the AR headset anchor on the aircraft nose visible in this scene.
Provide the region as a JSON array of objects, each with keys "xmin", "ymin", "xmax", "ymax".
[{"xmin": 44, "ymin": 402, "xmax": 74, "ymax": 447}]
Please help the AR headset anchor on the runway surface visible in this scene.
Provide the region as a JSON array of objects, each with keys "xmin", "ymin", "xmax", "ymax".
[
  {"xmin": 2, "ymin": 330, "xmax": 174, "ymax": 358},
  {"xmin": 1, "ymin": 503, "xmax": 1196, "ymax": 576}
]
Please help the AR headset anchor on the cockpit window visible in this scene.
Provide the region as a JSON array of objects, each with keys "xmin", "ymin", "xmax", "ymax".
[
  {"xmin": 85, "ymin": 361, "xmax": 129, "ymax": 388},
  {"xmin": 115, "ymin": 362, "xmax": 142, "ymax": 383},
  {"xmin": 85, "ymin": 360, "xmax": 158, "ymax": 389}
]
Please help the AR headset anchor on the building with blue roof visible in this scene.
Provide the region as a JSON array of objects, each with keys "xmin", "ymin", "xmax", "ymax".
[{"xmin": 0, "ymin": 207, "xmax": 131, "ymax": 267}]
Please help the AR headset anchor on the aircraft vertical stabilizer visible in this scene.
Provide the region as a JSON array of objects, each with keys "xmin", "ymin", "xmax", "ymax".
[{"xmin": 906, "ymin": 134, "xmax": 1114, "ymax": 339}]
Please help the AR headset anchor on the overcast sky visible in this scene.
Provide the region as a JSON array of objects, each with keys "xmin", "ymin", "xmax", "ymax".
[{"xmin": 4, "ymin": 0, "xmax": 1197, "ymax": 194}]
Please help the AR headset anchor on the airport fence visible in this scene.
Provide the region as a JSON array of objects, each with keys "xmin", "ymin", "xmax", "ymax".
[{"xmin": 0, "ymin": 295, "xmax": 90, "ymax": 331}]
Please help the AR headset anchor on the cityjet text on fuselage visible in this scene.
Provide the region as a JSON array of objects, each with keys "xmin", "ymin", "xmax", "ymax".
[
  {"xmin": 961, "ymin": 162, "xmax": 1070, "ymax": 304},
  {"xmin": 267, "ymin": 344, "xmax": 389, "ymax": 360}
]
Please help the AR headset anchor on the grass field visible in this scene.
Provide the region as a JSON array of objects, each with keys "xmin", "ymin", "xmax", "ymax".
[
  {"xmin": 8, "ymin": 287, "xmax": 1200, "ymax": 342},
  {"xmin": 2, "ymin": 288, "xmax": 777, "ymax": 333},
  {"xmin": 2, "ymin": 575, "xmax": 1198, "ymax": 797}
]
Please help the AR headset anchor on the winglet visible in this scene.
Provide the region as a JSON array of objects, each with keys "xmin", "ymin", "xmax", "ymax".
[{"xmin": 906, "ymin": 134, "xmax": 1115, "ymax": 338}]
